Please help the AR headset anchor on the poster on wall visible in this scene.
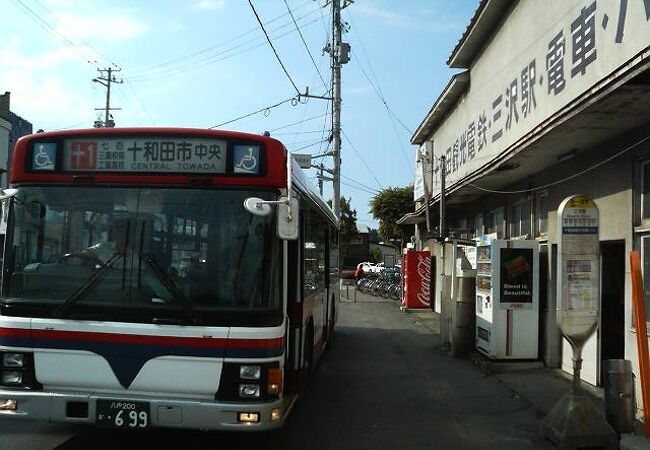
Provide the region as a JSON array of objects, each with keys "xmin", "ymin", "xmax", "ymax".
[{"xmin": 499, "ymin": 248, "xmax": 534, "ymax": 309}]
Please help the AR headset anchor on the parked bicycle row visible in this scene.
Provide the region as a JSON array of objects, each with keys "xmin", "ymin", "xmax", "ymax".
[{"xmin": 355, "ymin": 268, "xmax": 401, "ymax": 300}]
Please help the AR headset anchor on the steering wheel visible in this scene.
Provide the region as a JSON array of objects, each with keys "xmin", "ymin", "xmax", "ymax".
[{"xmin": 58, "ymin": 252, "xmax": 104, "ymax": 268}]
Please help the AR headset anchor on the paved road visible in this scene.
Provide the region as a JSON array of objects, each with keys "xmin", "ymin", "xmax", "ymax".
[{"xmin": 1, "ymin": 296, "xmax": 554, "ymax": 450}]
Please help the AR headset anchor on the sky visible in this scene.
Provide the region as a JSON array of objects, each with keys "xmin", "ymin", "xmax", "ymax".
[{"xmin": 0, "ymin": 0, "xmax": 478, "ymax": 229}]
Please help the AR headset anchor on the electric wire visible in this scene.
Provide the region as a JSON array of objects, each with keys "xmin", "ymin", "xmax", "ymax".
[
  {"xmin": 115, "ymin": 89, "xmax": 145, "ymax": 127},
  {"xmin": 290, "ymin": 139, "xmax": 329, "ymax": 152},
  {"xmin": 341, "ymin": 130, "xmax": 384, "ymax": 190},
  {"xmin": 9, "ymin": 0, "xmax": 98, "ymax": 64},
  {"xmin": 126, "ymin": 15, "xmax": 321, "ymax": 83},
  {"xmin": 341, "ymin": 180, "xmax": 378, "ymax": 196},
  {"xmin": 341, "ymin": 174, "xmax": 380, "ymax": 194},
  {"xmin": 124, "ymin": 82, "xmax": 157, "ymax": 126},
  {"xmin": 347, "ymin": 11, "xmax": 411, "ymax": 134},
  {"xmin": 345, "ymin": 12, "xmax": 415, "ymax": 174},
  {"xmin": 127, "ymin": 8, "xmax": 321, "ymax": 81},
  {"xmin": 283, "ymin": 0, "xmax": 328, "ymax": 90},
  {"xmin": 32, "ymin": 0, "xmax": 117, "ymax": 67},
  {"xmin": 129, "ymin": 1, "xmax": 313, "ymax": 76},
  {"xmin": 284, "ymin": 136, "xmax": 330, "ymax": 147},
  {"xmin": 209, "ymin": 96, "xmax": 298, "ymax": 129},
  {"xmin": 468, "ymin": 134, "xmax": 650, "ymax": 194},
  {"xmin": 274, "ymin": 129, "xmax": 326, "ymax": 136},
  {"xmin": 270, "ymin": 112, "xmax": 330, "ymax": 132},
  {"xmin": 248, "ymin": 0, "xmax": 300, "ymax": 94}
]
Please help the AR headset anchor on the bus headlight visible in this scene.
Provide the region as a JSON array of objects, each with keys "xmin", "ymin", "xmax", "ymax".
[
  {"xmin": 239, "ymin": 384, "xmax": 261, "ymax": 398},
  {"xmin": 1, "ymin": 371, "xmax": 23, "ymax": 386},
  {"xmin": 239, "ymin": 365, "xmax": 261, "ymax": 380},
  {"xmin": 3, "ymin": 353, "xmax": 25, "ymax": 368}
]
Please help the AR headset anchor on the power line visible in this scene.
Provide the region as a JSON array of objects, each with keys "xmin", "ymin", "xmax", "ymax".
[
  {"xmin": 283, "ymin": 0, "xmax": 328, "ymax": 90},
  {"xmin": 341, "ymin": 180, "xmax": 378, "ymax": 196},
  {"xmin": 468, "ymin": 134, "xmax": 650, "ymax": 194},
  {"xmin": 290, "ymin": 139, "xmax": 329, "ymax": 152},
  {"xmin": 248, "ymin": 0, "xmax": 300, "ymax": 94},
  {"xmin": 341, "ymin": 174, "xmax": 380, "ymax": 194},
  {"xmin": 354, "ymin": 56, "xmax": 413, "ymax": 135},
  {"xmin": 129, "ymin": 1, "xmax": 313, "ymax": 77},
  {"xmin": 124, "ymin": 82, "xmax": 157, "ymax": 126},
  {"xmin": 341, "ymin": 130, "xmax": 384, "ymax": 190},
  {"xmin": 32, "ymin": 0, "xmax": 117, "ymax": 67},
  {"xmin": 285, "ymin": 136, "xmax": 331, "ymax": 147},
  {"xmin": 127, "ymin": 7, "xmax": 320, "ymax": 81},
  {"xmin": 127, "ymin": 15, "xmax": 321, "ymax": 83},
  {"xmin": 274, "ymin": 129, "xmax": 326, "ymax": 136},
  {"xmin": 9, "ymin": 0, "xmax": 97, "ymax": 64},
  {"xmin": 270, "ymin": 112, "xmax": 330, "ymax": 132},
  {"xmin": 209, "ymin": 96, "xmax": 298, "ymax": 129},
  {"xmin": 345, "ymin": 12, "xmax": 414, "ymax": 174}
]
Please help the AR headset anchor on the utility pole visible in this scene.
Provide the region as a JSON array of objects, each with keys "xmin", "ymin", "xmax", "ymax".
[
  {"xmin": 330, "ymin": 0, "xmax": 352, "ymax": 218},
  {"xmin": 315, "ymin": 162, "xmax": 334, "ymax": 197},
  {"xmin": 93, "ymin": 67, "xmax": 122, "ymax": 128}
]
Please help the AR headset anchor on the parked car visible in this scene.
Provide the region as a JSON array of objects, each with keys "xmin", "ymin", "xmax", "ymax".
[{"xmin": 356, "ymin": 262, "xmax": 382, "ymax": 274}]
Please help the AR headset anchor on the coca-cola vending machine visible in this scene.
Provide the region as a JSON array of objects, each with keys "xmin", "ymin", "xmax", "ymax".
[{"xmin": 401, "ymin": 249, "xmax": 431, "ymax": 309}]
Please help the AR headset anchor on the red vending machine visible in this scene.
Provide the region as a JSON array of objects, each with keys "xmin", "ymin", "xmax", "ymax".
[{"xmin": 401, "ymin": 249, "xmax": 431, "ymax": 309}]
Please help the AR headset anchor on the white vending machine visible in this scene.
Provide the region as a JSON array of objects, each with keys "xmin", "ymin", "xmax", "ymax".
[{"xmin": 475, "ymin": 238, "xmax": 539, "ymax": 359}]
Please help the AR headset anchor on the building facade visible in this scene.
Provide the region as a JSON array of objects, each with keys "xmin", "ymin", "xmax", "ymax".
[
  {"xmin": 406, "ymin": 0, "xmax": 650, "ymax": 400},
  {"xmin": 0, "ymin": 92, "xmax": 33, "ymax": 188}
]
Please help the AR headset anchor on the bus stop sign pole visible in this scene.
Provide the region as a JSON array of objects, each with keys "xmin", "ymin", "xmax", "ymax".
[{"xmin": 541, "ymin": 195, "xmax": 617, "ymax": 449}]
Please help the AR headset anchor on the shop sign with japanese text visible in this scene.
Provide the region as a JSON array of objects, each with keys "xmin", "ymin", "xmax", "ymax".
[{"xmin": 426, "ymin": 0, "xmax": 650, "ymax": 198}]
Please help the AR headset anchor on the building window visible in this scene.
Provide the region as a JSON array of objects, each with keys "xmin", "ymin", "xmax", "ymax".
[
  {"xmin": 509, "ymin": 199, "xmax": 532, "ymax": 239},
  {"xmin": 642, "ymin": 161, "xmax": 650, "ymax": 220},
  {"xmin": 475, "ymin": 213, "xmax": 484, "ymax": 237},
  {"xmin": 487, "ymin": 207, "xmax": 504, "ymax": 238},
  {"xmin": 536, "ymin": 190, "xmax": 549, "ymax": 237}
]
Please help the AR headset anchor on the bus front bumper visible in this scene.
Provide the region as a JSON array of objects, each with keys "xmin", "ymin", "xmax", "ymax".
[{"xmin": 0, "ymin": 389, "xmax": 292, "ymax": 431}]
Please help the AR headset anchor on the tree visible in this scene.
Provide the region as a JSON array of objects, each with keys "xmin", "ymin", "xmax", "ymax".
[
  {"xmin": 369, "ymin": 186, "xmax": 414, "ymax": 247},
  {"xmin": 370, "ymin": 247, "xmax": 382, "ymax": 263},
  {"xmin": 328, "ymin": 197, "xmax": 357, "ymax": 246}
]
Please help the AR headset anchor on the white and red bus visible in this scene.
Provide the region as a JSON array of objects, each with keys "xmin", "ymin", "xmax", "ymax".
[{"xmin": 0, "ymin": 128, "xmax": 339, "ymax": 431}]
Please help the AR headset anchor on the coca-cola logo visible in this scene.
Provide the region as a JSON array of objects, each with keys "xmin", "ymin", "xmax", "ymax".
[{"xmin": 416, "ymin": 255, "xmax": 431, "ymax": 306}]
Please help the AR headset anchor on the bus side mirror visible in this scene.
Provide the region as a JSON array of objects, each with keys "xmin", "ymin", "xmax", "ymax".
[
  {"xmin": 277, "ymin": 196, "xmax": 299, "ymax": 240},
  {"xmin": 243, "ymin": 196, "xmax": 299, "ymax": 240}
]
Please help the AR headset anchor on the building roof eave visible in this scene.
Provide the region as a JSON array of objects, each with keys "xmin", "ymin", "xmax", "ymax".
[
  {"xmin": 447, "ymin": 0, "xmax": 514, "ymax": 69},
  {"xmin": 411, "ymin": 71, "xmax": 470, "ymax": 145}
]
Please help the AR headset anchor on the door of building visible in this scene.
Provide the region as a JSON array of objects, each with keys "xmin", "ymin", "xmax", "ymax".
[{"xmin": 599, "ymin": 241, "xmax": 626, "ymax": 383}]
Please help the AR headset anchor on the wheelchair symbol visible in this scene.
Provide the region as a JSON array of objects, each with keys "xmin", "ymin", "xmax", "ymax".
[
  {"xmin": 235, "ymin": 148, "xmax": 257, "ymax": 172},
  {"xmin": 34, "ymin": 145, "xmax": 54, "ymax": 170}
]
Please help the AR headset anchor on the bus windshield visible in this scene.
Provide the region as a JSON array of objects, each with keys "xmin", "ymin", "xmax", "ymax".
[{"xmin": 1, "ymin": 186, "xmax": 282, "ymax": 326}]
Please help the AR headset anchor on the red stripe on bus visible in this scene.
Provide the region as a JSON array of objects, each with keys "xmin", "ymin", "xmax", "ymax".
[
  {"xmin": 0, "ymin": 327, "xmax": 31, "ymax": 339},
  {"xmin": 0, "ymin": 327, "xmax": 283, "ymax": 349}
]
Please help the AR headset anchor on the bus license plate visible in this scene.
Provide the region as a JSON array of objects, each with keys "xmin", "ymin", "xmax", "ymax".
[{"xmin": 96, "ymin": 400, "xmax": 150, "ymax": 429}]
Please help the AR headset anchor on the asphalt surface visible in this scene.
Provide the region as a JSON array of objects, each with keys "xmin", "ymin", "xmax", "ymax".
[{"xmin": 0, "ymin": 294, "xmax": 555, "ymax": 450}]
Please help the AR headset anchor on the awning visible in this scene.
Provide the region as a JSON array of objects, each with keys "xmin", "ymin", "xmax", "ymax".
[{"xmin": 396, "ymin": 211, "xmax": 426, "ymax": 225}]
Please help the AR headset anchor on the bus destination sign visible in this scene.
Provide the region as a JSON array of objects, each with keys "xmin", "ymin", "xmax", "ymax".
[{"xmin": 58, "ymin": 138, "xmax": 228, "ymax": 174}]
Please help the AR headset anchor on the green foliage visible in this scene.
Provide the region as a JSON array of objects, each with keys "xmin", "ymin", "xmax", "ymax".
[
  {"xmin": 328, "ymin": 197, "xmax": 357, "ymax": 246},
  {"xmin": 339, "ymin": 197, "xmax": 357, "ymax": 245},
  {"xmin": 369, "ymin": 186, "xmax": 414, "ymax": 245},
  {"xmin": 370, "ymin": 247, "xmax": 382, "ymax": 263}
]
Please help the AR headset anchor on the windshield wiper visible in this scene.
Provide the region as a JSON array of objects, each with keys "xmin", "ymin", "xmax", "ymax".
[
  {"xmin": 140, "ymin": 253, "xmax": 202, "ymax": 325},
  {"xmin": 54, "ymin": 253, "xmax": 123, "ymax": 318}
]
